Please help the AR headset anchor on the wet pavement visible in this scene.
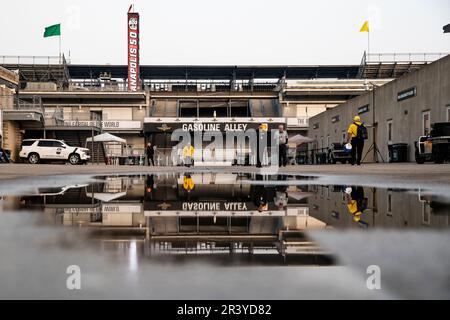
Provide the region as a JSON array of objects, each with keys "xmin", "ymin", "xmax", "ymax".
[{"xmin": 0, "ymin": 172, "xmax": 449, "ymax": 299}]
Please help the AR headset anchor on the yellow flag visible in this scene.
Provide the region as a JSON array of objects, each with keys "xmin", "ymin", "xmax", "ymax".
[{"xmin": 360, "ymin": 21, "xmax": 369, "ymax": 33}]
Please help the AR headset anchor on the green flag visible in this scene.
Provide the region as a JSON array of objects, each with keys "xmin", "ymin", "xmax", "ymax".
[{"xmin": 44, "ymin": 24, "xmax": 61, "ymax": 38}]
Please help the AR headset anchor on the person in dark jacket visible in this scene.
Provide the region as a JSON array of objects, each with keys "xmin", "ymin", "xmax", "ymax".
[
  {"xmin": 0, "ymin": 134, "xmax": 10, "ymax": 163},
  {"xmin": 346, "ymin": 116, "xmax": 365, "ymax": 166},
  {"xmin": 146, "ymin": 142, "xmax": 155, "ymax": 166}
]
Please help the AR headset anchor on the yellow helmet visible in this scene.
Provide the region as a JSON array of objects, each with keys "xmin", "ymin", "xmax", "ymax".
[{"xmin": 354, "ymin": 116, "xmax": 361, "ymax": 122}]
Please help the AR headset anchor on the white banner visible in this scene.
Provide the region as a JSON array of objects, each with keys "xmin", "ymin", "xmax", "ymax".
[
  {"xmin": 102, "ymin": 120, "xmax": 142, "ymax": 130},
  {"xmin": 63, "ymin": 120, "xmax": 142, "ymax": 130}
]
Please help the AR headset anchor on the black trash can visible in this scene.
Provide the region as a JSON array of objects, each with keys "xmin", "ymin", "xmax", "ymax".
[{"xmin": 388, "ymin": 143, "xmax": 408, "ymax": 163}]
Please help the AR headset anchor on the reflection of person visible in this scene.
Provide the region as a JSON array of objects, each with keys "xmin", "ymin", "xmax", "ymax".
[
  {"xmin": 346, "ymin": 116, "xmax": 365, "ymax": 166},
  {"xmin": 182, "ymin": 143, "xmax": 194, "ymax": 167},
  {"xmin": 0, "ymin": 135, "xmax": 10, "ymax": 163},
  {"xmin": 182, "ymin": 173, "xmax": 195, "ymax": 192},
  {"xmin": 276, "ymin": 124, "xmax": 288, "ymax": 167},
  {"xmin": 275, "ymin": 175, "xmax": 288, "ymax": 210},
  {"xmin": 145, "ymin": 175, "xmax": 155, "ymax": 198},
  {"xmin": 146, "ymin": 142, "xmax": 155, "ymax": 166},
  {"xmin": 274, "ymin": 191, "xmax": 288, "ymax": 210},
  {"xmin": 344, "ymin": 186, "xmax": 366, "ymax": 222},
  {"xmin": 252, "ymin": 175, "xmax": 268, "ymax": 212}
]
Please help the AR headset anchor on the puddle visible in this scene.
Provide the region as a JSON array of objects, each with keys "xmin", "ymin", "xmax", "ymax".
[{"xmin": 0, "ymin": 173, "xmax": 449, "ymax": 299}]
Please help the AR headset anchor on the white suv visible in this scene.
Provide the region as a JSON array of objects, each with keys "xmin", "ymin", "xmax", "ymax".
[{"xmin": 19, "ymin": 139, "xmax": 90, "ymax": 165}]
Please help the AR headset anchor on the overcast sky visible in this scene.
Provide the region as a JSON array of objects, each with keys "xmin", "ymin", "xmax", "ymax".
[{"xmin": 1, "ymin": 0, "xmax": 449, "ymax": 65}]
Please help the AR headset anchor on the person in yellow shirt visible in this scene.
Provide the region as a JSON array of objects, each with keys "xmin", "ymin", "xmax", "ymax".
[
  {"xmin": 345, "ymin": 186, "xmax": 366, "ymax": 222},
  {"xmin": 182, "ymin": 143, "xmax": 195, "ymax": 167},
  {"xmin": 183, "ymin": 173, "xmax": 195, "ymax": 192},
  {"xmin": 346, "ymin": 116, "xmax": 365, "ymax": 165}
]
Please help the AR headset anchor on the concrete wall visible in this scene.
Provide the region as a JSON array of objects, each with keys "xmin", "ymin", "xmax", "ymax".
[{"xmin": 309, "ymin": 55, "xmax": 450, "ymax": 162}]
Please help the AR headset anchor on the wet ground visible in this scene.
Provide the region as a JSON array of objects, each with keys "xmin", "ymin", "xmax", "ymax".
[{"xmin": 0, "ymin": 172, "xmax": 449, "ymax": 299}]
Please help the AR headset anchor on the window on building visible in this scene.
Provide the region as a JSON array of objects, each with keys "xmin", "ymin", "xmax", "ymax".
[
  {"xmin": 387, "ymin": 120, "xmax": 393, "ymax": 144},
  {"xmin": 90, "ymin": 110, "xmax": 103, "ymax": 121},
  {"xmin": 422, "ymin": 111, "xmax": 431, "ymax": 135},
  {"xmin": 342, "ymin": 130, "xmax": 346, "ymax": 143},
  {"xmin": 447, "ymin": 106, "xmax": 450, "ymax": 122},
  {"xmin": 320, "ymin": 137, "xmax": 324, "ymax": 150},
  {"xmin": 326, "ymin": 135, "xmax": 330, "ymax": 148}
]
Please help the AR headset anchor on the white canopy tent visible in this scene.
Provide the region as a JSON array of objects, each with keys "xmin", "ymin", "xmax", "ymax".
[
  {"xmin": 86, "ymin": 192, "xmax": 127, "ymax": 202},
  {"xmin": 85, "ymin": 133, "xmax": 127, "ymax": 164},
  {"xmin": 288, "ymin": 134, "xmax": 315, "ymax": 147},
  {"xmin": 86, "ymin": 133, "xmax": 126, "ymax": 144}
]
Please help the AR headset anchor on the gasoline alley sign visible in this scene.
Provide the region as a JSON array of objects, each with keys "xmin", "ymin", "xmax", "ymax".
[
  {"xmin": 181, "ymin": 123, "xmax": 249, "ymax": 132},
  {"xmin": 127, "ymin": 10, "xmax": 140, "ymax": 92},
  {"xmin": 144, "ymin": 121, "xmax": 282, "ymax": 133}
]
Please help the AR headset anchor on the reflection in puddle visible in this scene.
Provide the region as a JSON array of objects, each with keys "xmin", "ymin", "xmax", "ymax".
[{"xmin": 1, "ymin": 173, "xmax": 449, "ymax": 268}]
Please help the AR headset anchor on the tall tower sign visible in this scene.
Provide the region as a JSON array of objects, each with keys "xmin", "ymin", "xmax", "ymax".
[{"xmin": 127, "ymin": 5, "xmax": 140, "ymax": 91}]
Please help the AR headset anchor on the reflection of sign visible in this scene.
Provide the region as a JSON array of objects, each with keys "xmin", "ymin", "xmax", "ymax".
[
  {"xmin": 145, "ymin": 201, "xmax": 278, "ymax": 211},
  {"xmin": 157, "ymin": 202, "xmax": 172, "ymax": 210},
  {"xmin": 182, "ymin": 202, "xmax": 248, "ymax": 211},
  {"xmin": 63, "ymin": 207, "xmax": 100, "ymax": 214},
  {"xmin": 127, "ymin": 11, "xmax": 140, "ymax": 92},
  {"xmin": 102, "ymin": 204, "xmax": 142, "ymax": 213},
  {"xmin": 397, "ymin": 87, "xmax": 417, "ymax": 102}
]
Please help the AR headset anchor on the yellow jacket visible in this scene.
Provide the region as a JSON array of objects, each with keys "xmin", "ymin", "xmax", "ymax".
[
  {"xmin": 182, "ymin": 145, "xmax": 194, "ymax": 158},
  {"xmin": 183, "ymin": 176, "xmax": 195, "ymax": 191},
  {"xmin": 347, "ymin": 121, "xmax": 362, "ymax": 138}
]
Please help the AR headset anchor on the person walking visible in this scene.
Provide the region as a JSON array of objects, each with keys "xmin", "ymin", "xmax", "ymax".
[
  {"xmin": 256, "ymin": 123, "xmax": 268, "ymax": 168},
  {"xmin": 276, "ymin": 124, "xmax": 289, "ymax": 167},
  {"xmin": 346, "ymin": 116, "xmax": 367, "ymax": 166},
  {"xmin": 182, "ymin": 142, "xmax": 195, "ymax": 167},
  {"xmin": 344, "ymin": 186, "xmax": 367, "ymax": 222},
  {"xmin": 146, "ymin": 142, "xmax": 155, "ymax": 166},
  {"xmin": 0, "ymin": 134, "xmax": 10, "ymax": 164}
]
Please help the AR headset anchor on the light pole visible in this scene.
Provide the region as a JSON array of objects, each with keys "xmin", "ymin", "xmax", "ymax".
[{"xmin": 362, "ymin": 81, "xmax": 385, "ymax": 163}]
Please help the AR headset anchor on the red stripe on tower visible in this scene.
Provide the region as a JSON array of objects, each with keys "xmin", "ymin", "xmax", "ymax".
[{"xmin": 127, "ymin": 7, "xmax": 140, "ymax": 92}]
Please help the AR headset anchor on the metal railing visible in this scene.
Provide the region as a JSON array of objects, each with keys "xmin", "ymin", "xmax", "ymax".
[
  {"xmin": 0, "ymin": 55, "xmax": 69, "ymax": 65},
  {"xmin": 12, "ymin": 96, "xmax": 44, "ymax": 113},
  {"xmin": 364, "ymin": 52, "xmax": 448, "ymax": 64}
]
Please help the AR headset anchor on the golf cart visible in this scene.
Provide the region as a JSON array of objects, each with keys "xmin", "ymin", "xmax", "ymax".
[
  {"xmin": 415, "ymin": 122, "xmax": 450, "ymax": 164},
  {"xmin": 328, "ymin": 143, "xmax": 352, "ymax": 164}
]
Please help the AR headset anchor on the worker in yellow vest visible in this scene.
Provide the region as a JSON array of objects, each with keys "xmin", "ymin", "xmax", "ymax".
[
  {"xmin": 183, "ymin": 174, "xmax": 195, "ymax": 192},
  {"xmin": 344, "ymin": 186, "xmax": 366, "ymax": 222},
  {"xmin": 182, "ymin": 143, "xmax": 195, "ymax": 167},
  {"xmin": 346, "ymin": 116, "xmax": 368, "ymax": 165}
]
